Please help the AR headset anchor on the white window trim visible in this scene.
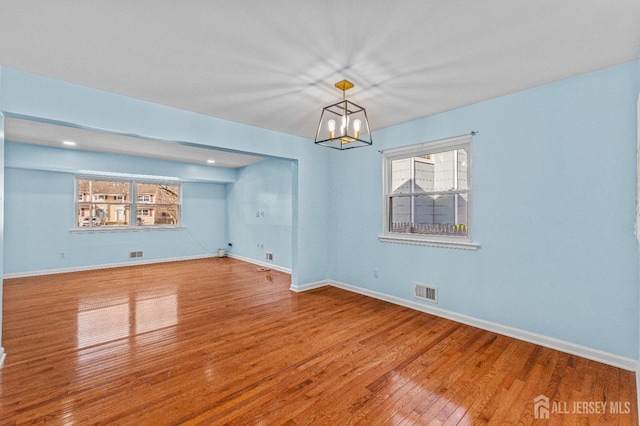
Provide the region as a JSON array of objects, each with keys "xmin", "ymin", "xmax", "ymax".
[
  {"xmin": 70, "ymin": 226, "xmax": 184, "ymax": 234},
  {"xmin": 378, "ymin": 134, "xmax": 479, "ymax": 250},
  {"xmin": 74, "ymin": 176, "xmax": 182, "ymax": 232}
]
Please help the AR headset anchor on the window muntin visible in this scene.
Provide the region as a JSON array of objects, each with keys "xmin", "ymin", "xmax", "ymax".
[
  {"xmin": 381, "ymin": 135, "xmax": 476, "ymax": 249},
  {"xmin": 76, "ymin": 178, "xmax": 180, "ymax": 229}
]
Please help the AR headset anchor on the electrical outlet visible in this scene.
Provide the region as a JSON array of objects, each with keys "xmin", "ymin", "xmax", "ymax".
[{"xmin": 265, "ymin": 252, "xmax": 273, "ymax": 261}]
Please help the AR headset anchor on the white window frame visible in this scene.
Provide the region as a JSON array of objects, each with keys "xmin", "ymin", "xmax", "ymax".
[
  {"xmin": 378, "ymin": 134, "xmax": 479, "ymax": 250},
  {"xmin": 73, "ymin": 176, "xmax": 182, "ymax": 232}
]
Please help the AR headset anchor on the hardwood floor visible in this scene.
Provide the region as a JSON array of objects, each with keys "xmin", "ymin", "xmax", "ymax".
[{"xmin": 0, "ymin": 258, "xmax": 636, "ymax": 425}]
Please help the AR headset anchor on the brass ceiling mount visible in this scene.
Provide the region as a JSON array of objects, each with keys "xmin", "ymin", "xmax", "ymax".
[{"xmin": 334, "ymin": 79, "xmax": 354, "ymax": 92}]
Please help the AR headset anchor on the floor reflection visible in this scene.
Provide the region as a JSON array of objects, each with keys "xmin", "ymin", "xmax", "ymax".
[
  {"xmin": 135, "ymin": 292, "xmax": 178, "ymax": 334},
  {"xmin": 77, "ymin": 288, "xmax": 178, "ymax": 349},
  {"xmin": 77, "ymin": 300, "xmax": 130, "ymax": 348}
]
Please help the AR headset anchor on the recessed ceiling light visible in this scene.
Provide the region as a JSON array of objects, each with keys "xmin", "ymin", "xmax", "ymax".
[
  {"xmin": 62, "ymin": 140, "xmax": 76, "ymax": 146},
  {"xmin": 207, "ymin": 159, "xmax": 216, "ymax": 164}
]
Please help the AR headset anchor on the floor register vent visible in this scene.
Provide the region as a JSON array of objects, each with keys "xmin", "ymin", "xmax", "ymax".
[{"xmin": 414, "ymin": 282, "xmax": 438, "ymax": 303}]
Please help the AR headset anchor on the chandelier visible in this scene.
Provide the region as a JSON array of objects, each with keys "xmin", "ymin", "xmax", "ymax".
[{"xmin": 314, "ymin": 80, "xmax": 372, "ymax": 149}]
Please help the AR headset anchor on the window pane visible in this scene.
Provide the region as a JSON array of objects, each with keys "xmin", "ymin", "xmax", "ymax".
[
  {"xmin": 154, "ymin": 205, "xmax": 179, "ymax": 225},
  {"xmin": 390, "ymin": 148, "xmax": 468, "ymax": 194},
  {"xmin": 389, "ymin": 194, "xmax": 468, "ymax": 236},
  {"xmin": 390, "ymin": 157, "xmax": 416, "ymax": 194},
  {"xmin": 136, "ymin": 183, "xmax": 179, "ymax": 226},
  {"xmin": 77, "ymin": 180, "xmax": 131, "ymax": 227},
  {"xmin": 77, "ymin": 203, "xmax": 130, "ymax": 226},
  {"xmin": 78, "ymin": 203, "xmax": 97, "ymax": 227},
  {"xmin": 457, "ymin": 148, "xmax": 468, "ymax": 190},
  {"xmin": 136, "ymin": 205, "xmax": 179, "ymax": 226},
  {"xmin": 77, "ymin": 179, "xmax": 130, "ymax": 201},
  {"xmin": 137, "ymin": 183, "xmax": 179, "ymax": 204}
]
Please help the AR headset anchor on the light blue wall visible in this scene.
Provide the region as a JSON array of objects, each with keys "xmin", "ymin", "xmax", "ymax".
[
  {"xmin": 3, "ymin": 143, "xmax": 228, "ymax": 274},
  {"xmin": 226, "ymin": 157, "xmax": 293, "ymax": 270},
  {"xmin": 3, "ymin": 141, "xmax": 296, "ymax": 274},
  {"xmin": 0, "ymin": 106, "xmax": 5, "ymax": 351},
  {"xmin": 637, "ymin": 85, "xmax": 640, "ymax": 376},
  {"xmin": 329, "ymin": 61, "xmax": 640, "ymax": 359},
  {"xmin": 0, "ymin": 67, "xmax": 332, "ymax": 286},
  {"xmin": 1, "ymin": 61, "xmax": 639, "ymax": 361}
]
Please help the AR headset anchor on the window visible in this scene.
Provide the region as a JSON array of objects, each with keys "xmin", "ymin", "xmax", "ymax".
[
  {"xmin": 379, "ymin": 134, "xmax": 478, "ymax": 250},
  {"xmin": 76, "ymin": 178, "xmax": 181, "ymax": 229}
]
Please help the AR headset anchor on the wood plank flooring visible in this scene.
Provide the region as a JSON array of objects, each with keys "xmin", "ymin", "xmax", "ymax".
[{"xmin": 0, "ymin": 258, "xmax": 636, "ymax": 425}]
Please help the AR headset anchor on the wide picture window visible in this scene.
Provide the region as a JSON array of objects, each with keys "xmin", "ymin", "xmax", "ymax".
[
  {"xmin": 379, "ymin": 134, "xmax": 478, "ymax": 250},
  {"xmin": 76, "ymin": 178, "xmax": 180, "ymax": 229}
]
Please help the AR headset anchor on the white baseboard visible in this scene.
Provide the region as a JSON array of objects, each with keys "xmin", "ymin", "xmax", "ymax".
[
  {"xmin": 289, "ymin": 279, "xmax": 331, "ymax": 293},
  {"xmin": 293, "ymin": 279, "xmax": 638, "ymax": 372},
  {"xmin": 0, "ymin": 347, "xmax": 5, "ymax": 368},
  {"xmin": 226, "ymin": 253, "xmax": 292, "ymax": 274},
  {"xmin": 3, "ymin": 253, "xmax": 292, "ymax": 279},
  {"xmin": 3, "ymin": 254, "xmax": 220, "ymax": 279}
]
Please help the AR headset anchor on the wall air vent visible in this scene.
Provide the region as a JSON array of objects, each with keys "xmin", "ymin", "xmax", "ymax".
[{"xmin": 414, "ymin": 282, "xmax": 438, "ymax": 303}]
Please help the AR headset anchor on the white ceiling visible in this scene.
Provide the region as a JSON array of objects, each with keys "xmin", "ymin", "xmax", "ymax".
[{"xmin": 0, "ymin": 1, "xmax": 639, "ymax": 145}]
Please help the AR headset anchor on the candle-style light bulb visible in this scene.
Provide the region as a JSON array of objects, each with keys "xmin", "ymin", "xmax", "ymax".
[
  {"xmin": 327, "ymin": 119, "xmax": 336, "ymax": 139},
  {"xmin": 353, "ymin": 119, "xmax": 362, "ymax": 139}
]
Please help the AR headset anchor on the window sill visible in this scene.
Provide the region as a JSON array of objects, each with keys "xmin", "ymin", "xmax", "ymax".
[
  {"xmin": 378, "ymin": 234, "xmax": 480, "ymax": 251},
  {"xmin": 70, "ymin": 226, "xmax": 184, "ymax": 234}
]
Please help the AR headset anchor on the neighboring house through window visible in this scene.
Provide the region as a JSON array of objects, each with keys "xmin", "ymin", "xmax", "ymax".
[
  {"xmin": 379, "ymin": 134, "xmax": 479, "ymax": 250},
  {"xmin": 76, "ymin": 178, "xmax": 180, "ymax": 229}
]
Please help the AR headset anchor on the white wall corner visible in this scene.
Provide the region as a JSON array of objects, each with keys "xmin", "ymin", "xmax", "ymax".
[
  {"xmin": 226, "ymin": 253, "xmax": 291, "ymax": 274},
  {"xmin": 289, "ymin": 279, "xmax": 330, "ymax": 293}
]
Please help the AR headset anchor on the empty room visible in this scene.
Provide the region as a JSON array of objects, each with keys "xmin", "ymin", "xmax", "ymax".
[{"xmin": 1, "ymin": 1, "xmax": 640, "ymax": 424}]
